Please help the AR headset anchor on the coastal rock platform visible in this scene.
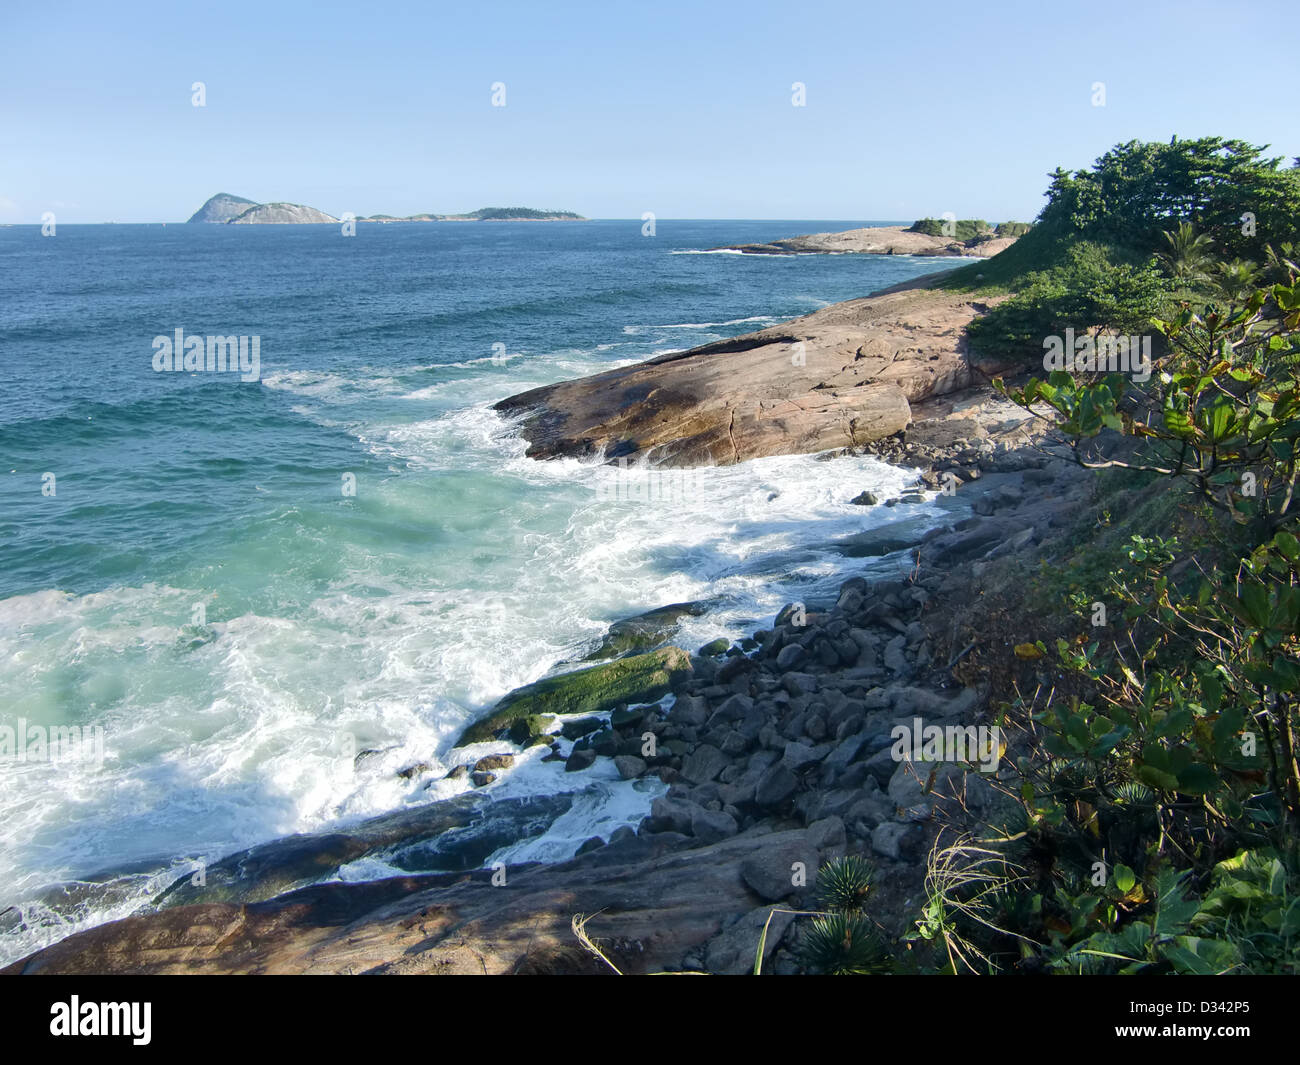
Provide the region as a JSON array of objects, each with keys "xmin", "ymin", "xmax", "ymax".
[{"xmin": 496, "ymin": 283, "xmax": 1010, "ymax": 468}]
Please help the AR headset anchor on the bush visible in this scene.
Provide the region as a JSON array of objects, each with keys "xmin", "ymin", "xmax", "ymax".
[
  {"xmin": 908, "ymin": 217, "xmax": 991, "ymax": 242},
  {"xmin": 964, "ymin": 241, "xmax": 1170, "ymax": 366}
]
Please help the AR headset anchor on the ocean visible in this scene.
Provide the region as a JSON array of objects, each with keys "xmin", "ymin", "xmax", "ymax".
[{"xmin": 0, "ymin": 219, "xmax": 958, "ymax": 964}]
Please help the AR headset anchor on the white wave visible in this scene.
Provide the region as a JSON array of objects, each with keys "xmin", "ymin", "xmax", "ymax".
[{"xmin": 651, "ymin": 315, "xmax": 783, "ymax": 329}]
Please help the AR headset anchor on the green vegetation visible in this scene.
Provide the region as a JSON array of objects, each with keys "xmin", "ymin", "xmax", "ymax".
[
  {"xmin": 909, "ymin": 217, "xmax": 993, "ymax": 242},
  {"xmin": 913, "ymin": 137, "xmax": 1300, "ymax": 975},
  {"xmin": 454, "ymin": 646, "xmax": 691, "ymax": 746},
  {"xmin": 836, "ymin": 136, "xmax": 1300, "ymax": 976},
  {"xmin": 951, "ymin": 137, "xmax": 1300, "ymax": 366},
  {"xmin": 469, "ymin": 207, "xmax": 584, "ymax": 220},
  {"xmin": 794, "ymin": 856, "xmax": 889, "ymax": 975}
]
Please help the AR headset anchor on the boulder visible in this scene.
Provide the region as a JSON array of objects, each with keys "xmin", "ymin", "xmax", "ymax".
[
  {"xmin": 740, "ymin": 836, "xmax": 820, "ymax": 901},
  {"xmin": 456, "ymin": 647, "xmax": 692, "ymax": 746}
]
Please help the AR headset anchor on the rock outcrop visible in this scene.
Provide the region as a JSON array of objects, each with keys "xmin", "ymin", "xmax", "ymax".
[
  {"xmin": 495, "ymin": 283, "xmax": 1009, "ymax": 468},
  {"xmin": 714, "ymin": 225, "xmax": 1018, "ymax": 258}
]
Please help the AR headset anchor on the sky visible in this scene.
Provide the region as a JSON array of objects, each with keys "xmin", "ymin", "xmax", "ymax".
[{"xmin": 2, "ymin": 0, "xmax": 1296, "ymax": 223}]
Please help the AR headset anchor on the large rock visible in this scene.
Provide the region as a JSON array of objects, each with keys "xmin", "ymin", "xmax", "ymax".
[
  {"xmin": 456, "ymin": 647, "xmax": 692, "ymax": 746},
  {"xmin": 495, "ymin": 285, "xmax": 1007, "ymax": 468},
  {"xmin": 703, "ymin": 905, "xmax": 797, "ymax": 975},
  {"xmin": 710, "ymin": 224, "xmax": 1021, "ymax": 259},
  {"xmin": 680, "ymin": 744, "xmax": 729, "ymax": 785},
  {"xmin": 581, "ymin": 601, "xmax": 710, "ymax": 662},
  {"xmin": 4, "ymin": 830, "xmax": 827, "ymax": 976},
  {"xmin": 739, "ymin": 836, "xmax": 820, "ymax": 901}
]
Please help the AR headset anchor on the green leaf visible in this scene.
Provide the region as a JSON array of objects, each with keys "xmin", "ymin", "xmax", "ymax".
[
  {"xmin": 1175, "ymin": 763, "xmax": 1218, "ymax": 795},
  {"xmin": 1138, "ymin": 764, "xmax": 1180, "ymax": 791}
]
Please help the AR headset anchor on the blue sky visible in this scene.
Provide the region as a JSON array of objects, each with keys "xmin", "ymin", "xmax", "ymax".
[{"xmin": 2, "ymin": 0, "xmax": 1296, "ymax": 223}]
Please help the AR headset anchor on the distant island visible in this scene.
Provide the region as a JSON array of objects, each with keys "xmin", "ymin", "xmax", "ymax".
[
  {"xmin": 358, "ymin": 207, "xmax": 587, "ymax": 222},
  {"xmin": 186, "ymin": 194, "xmax": 585, "ymax": 224},
  {"xmin": 186, "ymin": 193, "xmax": 338, "ymax": 225}
]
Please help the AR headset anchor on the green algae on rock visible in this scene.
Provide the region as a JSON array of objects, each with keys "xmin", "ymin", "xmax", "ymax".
[{"xmin": 454, "ymin": 646, "xmax": 693, "ymax": 747}]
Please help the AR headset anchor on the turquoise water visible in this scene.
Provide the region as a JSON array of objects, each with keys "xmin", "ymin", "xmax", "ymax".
[{"xmin": 0, "ymin": 220, "xmax": 956, "ymax": 962}]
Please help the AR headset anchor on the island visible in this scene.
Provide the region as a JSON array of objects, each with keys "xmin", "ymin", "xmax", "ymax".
[
  {"xmin": 186, "ymin": 194, "xmax": 585, "ymax": 224},
  {"xmin": 186, "ymin": 193, "xmax": 337, "ymax": 224}
]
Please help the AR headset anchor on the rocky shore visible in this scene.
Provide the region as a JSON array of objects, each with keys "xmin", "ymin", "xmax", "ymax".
[
  {"xmin": 495, "ymin": 281, "xmax": 1016, "ymax": 468},
  {"xmin": 5, "ymin": 258, "xmax": 1096, "ymax": 976},
  {"xmin": 713, "ymin": 224, "xmax": 1018, "ymax": 258},
  {"xmin": 6, "ymin": 394, "xmax": 1093, "ymax": 974}
]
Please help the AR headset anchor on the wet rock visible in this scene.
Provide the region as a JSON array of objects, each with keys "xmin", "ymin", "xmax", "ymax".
[
  {"xmin": 614, "ymin": 755, "xmax": 647, "ymax": 779},
  {"xmin": 560, "ymin": 716, "xmax": 604, "ymax": 740},
  {"xmin": 456, "ymin": 646, "xmax": 692, "ymax": 747},
  {"xmin": 576, "ymin": 836, "xmax": 605, "ymax": 855},
  {"xmin": 397, "ymin": 762, "xmax": 432, "ymax": 780},
  {"xmin": 473, "ymin": 754, "xmax": 515, "ymax": 774},
  {"xmin": 564, "ymin": 748, "xmax": 598, "ymax": 773}
]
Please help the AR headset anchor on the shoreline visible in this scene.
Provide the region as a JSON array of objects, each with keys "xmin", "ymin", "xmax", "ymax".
[
  {"xmin": 6, "ymin": 269, "xmax": 1092, "ymax": 972},
  {"xmin": 5, "ymin": 429, "xmax": 1090, "ymax": 973},
  {"xmin": 2, "ymin": 224, "xmax": 1084, "ymax": 974}
]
